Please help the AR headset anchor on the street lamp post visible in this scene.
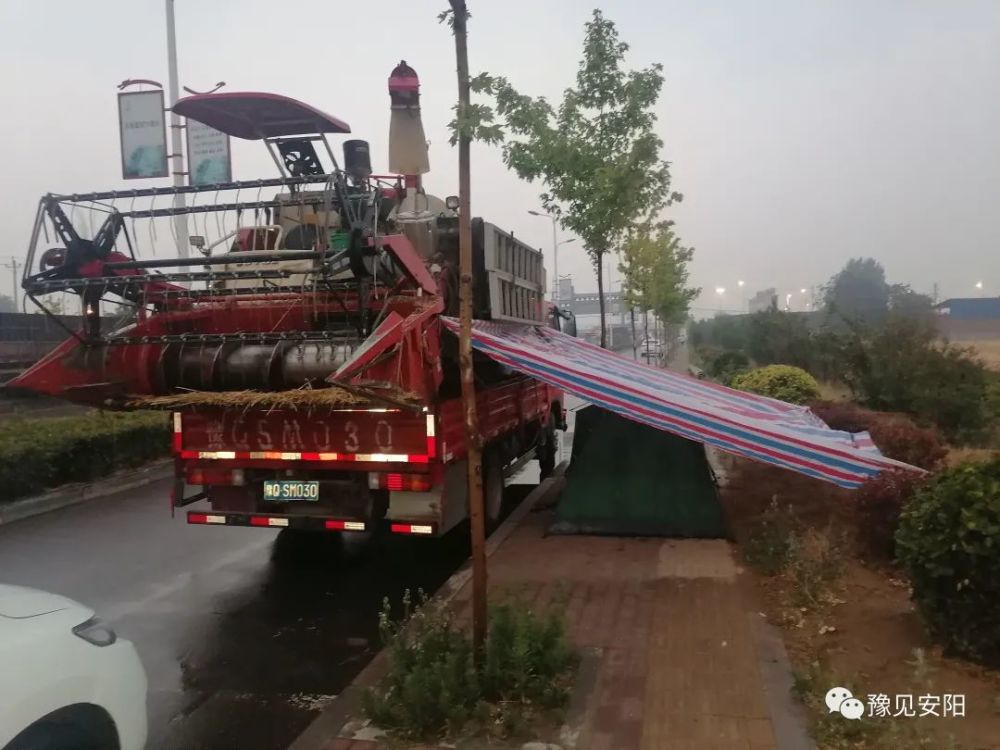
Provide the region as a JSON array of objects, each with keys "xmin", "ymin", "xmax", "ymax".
[
  {"xmin": 165, "ymin": 0, "xmax": 189, "ymax": 257},
  {"xmin": 529, "ymin": 210, "xmax": 563, "ymax": 302},
  {"xmin": 555, "ymin": 238, "xmax": 576, "ymax": 303}
]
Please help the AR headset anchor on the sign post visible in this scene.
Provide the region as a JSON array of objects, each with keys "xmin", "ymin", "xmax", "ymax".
[
  {"xmin": 117, "ymin": 89, "xmax": 169, "ymax": 179},
  {"xmin": 186, "ymin": 119, "xmax": 231, "ymax": 185}
]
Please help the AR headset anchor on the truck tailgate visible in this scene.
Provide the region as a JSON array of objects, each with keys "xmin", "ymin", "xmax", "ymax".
[{"xmin": 176, "ymin": 409, "xmax": 435, "ymax": 462}]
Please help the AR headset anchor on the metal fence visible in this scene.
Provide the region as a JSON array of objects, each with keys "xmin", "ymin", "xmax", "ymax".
[{"xmin": 0, "ymin": 312, "xmax": 82, "ymax": 365}]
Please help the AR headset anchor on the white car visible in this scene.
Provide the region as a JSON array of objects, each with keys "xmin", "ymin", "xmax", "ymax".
[{"xmin": 0, "ymin": 585, "xmax": 147, "ymax": 750}]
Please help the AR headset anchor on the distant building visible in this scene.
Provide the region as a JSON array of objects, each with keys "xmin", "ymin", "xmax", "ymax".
[
  {"xmin": 748, "ymin": 288, "xmax": 778, "ymax": 314},
  {"xmin": 935, "ymin": 297, "xmax": 1000, "ymax": 340},
  {"xmin": 558, "ymin": 277, "xmax": 575, "ymax": 304},
  {"xmin": 935, "ymin": 298, "xmax": 1000, "ymax": 320}
]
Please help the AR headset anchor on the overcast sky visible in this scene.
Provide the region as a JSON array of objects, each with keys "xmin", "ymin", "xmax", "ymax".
[{"xmin": 1, "ymin": 0, "xmax": 998, "ymax": 315}]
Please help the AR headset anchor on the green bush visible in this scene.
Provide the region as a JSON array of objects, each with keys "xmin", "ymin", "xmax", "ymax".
[
  {"xmin": 363, "ymin": 591, "xmax": 577, "ymax": 742},
  {"xmin": 840, "ymin": 317, "xmax": 994, "ymax": 440},
  {"xmin": 895, "ymin": 460, "xmax": 1000, "ymax": 667},
  {"xmin": 701, "ymin": 348, "xmax": 751, "ymax": 385},
  {"xmin": 732, "ymin": 364, "xmax": 820, "ymax": 404},
  {"xmin": 743, "ymin": 499, "xmax": 796, "ymax": 575},
  {"xmin": 0, "ymin": 411, "xmax": 169, "ymax": 502}
]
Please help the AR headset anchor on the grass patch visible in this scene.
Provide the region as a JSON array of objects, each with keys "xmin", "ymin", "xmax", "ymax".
[
  {"xmin": 792, "ymin": 660, "xmax": 885, "ymax": 749},
  {"xmin": 791, "ymin": 654, "xmax": 960, "ymax": 749},
  {"xmin": 0, "ymin": 411, "xmax": 169, "ymax": 501},
  {"xmin": 786, "ymin": 528, "xmax": 846, "ymax": 611},
  {"xmin": 362, "ymin": 590, "xmax": 577, "ymax": 743}
]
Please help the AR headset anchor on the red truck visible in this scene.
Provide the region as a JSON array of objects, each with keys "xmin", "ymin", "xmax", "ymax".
[{"xmin": 12, "ymin": 67, "xmax": 573, "ymax": 539}]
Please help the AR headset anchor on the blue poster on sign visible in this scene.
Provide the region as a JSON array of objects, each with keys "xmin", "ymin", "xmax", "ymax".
[
  {"xmin": 186, "ymin": 118, "xmax": 232, "ymax": 186},
  {"xmin": 118, "ymin": 90, "xmax": 169, "ymax": 179}
]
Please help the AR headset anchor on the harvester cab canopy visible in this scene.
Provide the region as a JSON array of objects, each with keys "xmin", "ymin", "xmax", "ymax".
[{"xmin": 173, "ymin": 92, "xmax": 354, "ymax": 182}]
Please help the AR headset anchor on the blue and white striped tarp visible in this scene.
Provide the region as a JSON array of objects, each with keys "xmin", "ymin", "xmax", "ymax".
[{"xmin": 442, "ymin": 318, "xmax": 919, "ymax": 488}]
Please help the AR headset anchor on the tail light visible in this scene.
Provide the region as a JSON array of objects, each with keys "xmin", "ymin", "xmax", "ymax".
[
  {"xmin": 368, "ymin": 472, "xmax": 432, "ymax": 491},
  {"xmin": 391, "ymin": 523, "xmax": 435, "ymax": 535},
  {"xmin": 186, "ymin": 467, "xmax": 245, "ymax": 486}
]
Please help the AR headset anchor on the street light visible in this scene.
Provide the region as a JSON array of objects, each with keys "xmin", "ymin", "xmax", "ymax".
[
  {"xmin": 800, "ymin": 288, "xmax": 807, "ymax": 294},
  {"xmin": 529, "ymin": 209, "xmax": 561, "ymax": 301},
  {"xmin": 715, "ymin": 286, "xmax": 726, "ymax": 295},
  {"xmin": 737, "ymin": 280, "xmax": 745, "ymax": 288},
  {"xmin": 551, "ymin": 239, "xmax": 575, "ymax": 302}
]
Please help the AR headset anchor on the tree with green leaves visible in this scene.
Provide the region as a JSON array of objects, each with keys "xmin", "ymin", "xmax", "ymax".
[
  {"xmin": 619, "ymin": 223, "xmax": 698, "ymax": 358},
  {"xmin": 823, "ymin": 257, "xmax": 890, "ymax": 326},
  {"xmin": 471, "ymin": 10, "xmax": 679, "ymax": 347},
  {"xmin": 888, "ymin": 283, "xmax": 934, "ymax": 321}
]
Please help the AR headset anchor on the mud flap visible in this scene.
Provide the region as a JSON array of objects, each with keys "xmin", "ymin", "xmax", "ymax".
[{"xmin": 551, "ymin": 405, "xmax": 727, "ymax": 538}]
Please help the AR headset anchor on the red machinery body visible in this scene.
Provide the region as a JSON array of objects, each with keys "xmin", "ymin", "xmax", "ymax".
[{"xmin": 11, "ymin": 85, "xmax": 568, "ymax": 538}]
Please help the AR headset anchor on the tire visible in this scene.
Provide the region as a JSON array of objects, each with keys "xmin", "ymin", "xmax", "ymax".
[
  {"xmin": 483, "ymin": 450, "xmax": 504, "ymax": 531},
  {"xmin": 537, "ymin": 417, "xmax": 558, "ymax": 480}
]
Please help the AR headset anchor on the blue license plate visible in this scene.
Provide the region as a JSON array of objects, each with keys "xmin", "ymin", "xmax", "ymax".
[{"xmin": 263, "ymin": 480, "xmax": 320, "ymax": 502}]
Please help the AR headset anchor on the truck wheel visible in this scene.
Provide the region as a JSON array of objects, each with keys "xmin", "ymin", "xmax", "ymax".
[
  {"xmin": 538, "ymin": 419, "xmax": 557, "ymax": 480},
  {"xmin": 483, "ymin": 450, "xmax": 504, "ymax": 531}
]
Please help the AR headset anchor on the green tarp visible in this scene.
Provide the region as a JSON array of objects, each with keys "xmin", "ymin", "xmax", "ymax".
[{"xmin": 552, "ymin": 405, "xmax": 727, "ymax": 538}]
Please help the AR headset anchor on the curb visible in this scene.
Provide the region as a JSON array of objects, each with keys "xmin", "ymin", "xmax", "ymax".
[
  {"xmin": 0, "ymin": 459, "xmax": 173, "ymax": 526},
  {"xmin": 288, "ymin": 461, "xmax": 569, "ymax": 750}
]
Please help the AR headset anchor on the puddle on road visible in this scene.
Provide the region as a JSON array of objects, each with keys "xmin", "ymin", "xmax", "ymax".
[{"xmin": 152, "ymin": 484, "xmax": 534, "ymax": 750}]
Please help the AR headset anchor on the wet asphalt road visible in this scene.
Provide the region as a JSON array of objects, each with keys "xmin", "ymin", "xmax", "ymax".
[{"xmin": 0, "ymin": 476, "xmax": 536, "ymax": 750}]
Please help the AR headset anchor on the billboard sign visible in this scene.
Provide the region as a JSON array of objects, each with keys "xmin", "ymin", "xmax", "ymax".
[
  {"xmin": 117, "ymin": 90, "xmax": 169, "ymax": 179},
  {"xmin": 186, "ymin": 118, "xmax": 232, "ymax": 185}
]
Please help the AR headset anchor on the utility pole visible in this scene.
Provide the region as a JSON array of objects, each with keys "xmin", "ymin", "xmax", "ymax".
[
  {"xmin": 550, "ymin": 215, "xmax": 557, "ymax": 302},
  {"xmin": 449, "ymin": 0, "xmax": 488, "ymax": 655},
  {"xmin": 4, "ymin": 257, "xmax": 20, "ymax": 311},
  {"xmin": 165, "ymin": 0, "xmax": 189, "ymax": 257}
]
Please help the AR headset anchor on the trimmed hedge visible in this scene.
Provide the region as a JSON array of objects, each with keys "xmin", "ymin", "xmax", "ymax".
[
  {"xmin": 896, "ymin": 460, "xmax": 1000, "ymax": 667},
  {"xmin": 810, "ymin": 401, "xmax": 946, "ymax": 470},
  {"xmin": 0, "ymin": 411, "xmax": 169, "ymax": 502},
  {"xmin": 853, "ymin": 470, "xmax": 927, "ymax": 560},
  {"xmin": 732, "ymin": 364, "xmax": 820, "ymax": 405}
]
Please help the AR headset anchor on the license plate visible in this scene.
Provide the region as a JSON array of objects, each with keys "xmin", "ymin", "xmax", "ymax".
[{"xmin": 263, "ymin": 480, "xmax": 320, "ymax": 502}]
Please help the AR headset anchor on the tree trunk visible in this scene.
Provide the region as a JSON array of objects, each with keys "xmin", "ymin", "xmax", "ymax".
[
  {"xmin": 597, "ymin": 256, "xmax": 607, "ymax": 348},
  {"xmin": 630, "ymin": 306, "xmax": 637, "ymax": 360},
  {"xmin": 450, "ymin": 0, "xmax": 487, "ymax": 654},
  {"xmin": 643, "ymin": 307, "xmax": 649, "ymax": 363}
]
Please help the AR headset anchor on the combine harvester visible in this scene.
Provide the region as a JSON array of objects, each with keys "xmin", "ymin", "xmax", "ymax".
[
  {"xmin": 11, "ymin": 61, "xmax": 916, "ymax": 542},
  {"xmin": 11, "ymin": 63, "xmax": 573, "ymax": 539}
]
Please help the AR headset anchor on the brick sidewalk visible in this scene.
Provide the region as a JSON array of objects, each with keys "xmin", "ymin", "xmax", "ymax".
[{"xmin": 319, "ymin": 508, "xmax": 812, "ymax": 750}]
